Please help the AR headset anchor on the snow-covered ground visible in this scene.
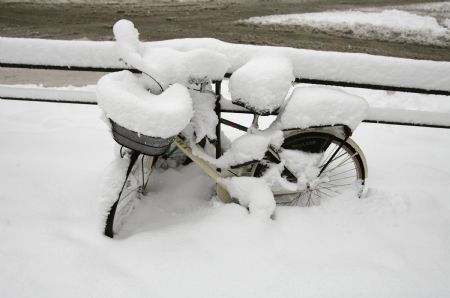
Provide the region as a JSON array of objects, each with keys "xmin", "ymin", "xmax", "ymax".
[
  {"xmin": 1, "ymin": 99, "xmax": 449, "ymax": 297},
  {"xmin": 242, "ymin": 1, "xmax": 450, "ymax": 46}
]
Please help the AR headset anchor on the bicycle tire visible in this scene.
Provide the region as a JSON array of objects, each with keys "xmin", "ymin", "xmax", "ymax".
[
  {"xmin": 253, "ymin": 129, "xmax": 367, "ymax": 206},
  {"xmin": 104, "ymin": 151, "xmax": 156, "ymax": 238}
]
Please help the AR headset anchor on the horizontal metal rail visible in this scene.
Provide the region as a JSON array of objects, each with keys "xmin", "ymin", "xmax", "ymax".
[
  {"xmin": 0, "ymin": 62, "xmax": 135, "ymax": 73},
  {"xmin": 362, "ymin": 119, "xmax": 450, "ymax": 129},
  {"xmin": 1, "ymin": 62, "xmax": 450, "ymax": 129},
  {"xmin": 1, "ymin": 63, "xmax": 449, "ymax": 96},
  {"xmin": 0, "ymin": 96, "xmax": 97, "ymax": 105}
]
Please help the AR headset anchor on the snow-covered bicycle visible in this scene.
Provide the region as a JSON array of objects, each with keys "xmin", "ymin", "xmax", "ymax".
[{"xmin": 98, "ymin": 20, "xmax": 369, "ymax": 238}]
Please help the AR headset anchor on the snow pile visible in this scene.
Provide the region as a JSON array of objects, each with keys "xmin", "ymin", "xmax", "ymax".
[
  {"xmin": 2, "ymin": 36, "xmax": 449, "ymax": 92},
  {"xmin": 0, "ymin": 84, "xmax": 96, "ymax": 103},
  {"xmin": 113, "ymin": 19, "xmax": 230, "ymax": 88},
  {"xmin": 185, "ymin": 89, "xmax": 218, "ymax": 142},
  {"xmin": 279, "ymin": 86, "xmax": 369, "ymax": 131},
  {"xmin": 222, "ymin": 177, "xmax": 276, "ymax": 218},
  {"xmin": 279, "ymin": 149, "xmax": 322, "ymax": 186},
  {"xmin": 192, "ymin": 128, "xmax": 283, "ymax": 168},
  {"xmin": 242, "ymin": 9, "xmax": 450, "ymax": 46},
  {"xmin": 1, "ymin": 100, "xmax": 450, "ymax": 297},
  {"xmin": 96, "ymin": 70, "xmax": 193, "ymax": 138},
  {"xmin": 229, "ymin": 55, "xmax": 294, "ymax": 114}
]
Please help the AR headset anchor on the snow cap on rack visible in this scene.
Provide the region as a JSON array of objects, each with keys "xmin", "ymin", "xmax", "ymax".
[{"xmin": 279, "ymin": 86, "xmax": 369, "ymax": 131}]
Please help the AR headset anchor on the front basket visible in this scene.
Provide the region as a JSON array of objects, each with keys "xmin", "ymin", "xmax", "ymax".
[{"xmin": 109, "ymin": 119, "xmax": 175, "ymax": 156}]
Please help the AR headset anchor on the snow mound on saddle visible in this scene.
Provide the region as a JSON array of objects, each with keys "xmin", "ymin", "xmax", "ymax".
[
  {"xmin": 113, "ymin": 19, "xmax": 229, "ymax": 87},
  {"xmin": 279, "ymin": 86, "xmax": 369, "ymax": 131},
  {"xmin": 229, "ymin": 55, "xmax": 294, "ymax": 114},
  {"xmin": 97, "ymin": 70, "xmax": 193, "ymax": 138},
  {"xmin": 222, "ymin": 177, "xmax": 276, "ymax": 218}
]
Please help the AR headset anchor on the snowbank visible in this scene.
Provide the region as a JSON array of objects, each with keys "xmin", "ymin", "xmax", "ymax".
[
  {"xmin": 0, "ymin": 84, "xmax": 96, "ymax": 103},
  {"xmin": 1, "ymin": 36, "xmax": 449, "ymax": 92},
  {"xmin": 242, "ymin": 9, "xmax": 449, "ymax": 46},
  {"xmin": 1, "ymin": 100, "xmax": 450, "ymax": 298}
]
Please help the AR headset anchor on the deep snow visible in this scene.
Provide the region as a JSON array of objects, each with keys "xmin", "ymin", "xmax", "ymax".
[
  {"xmin": 1, "ymin": 36, "xmax": 449, "ymax": 92},
  {"xmin": 0, "ymin": 99, "xmax": 449, "ymax": 298},
  {"xmin": 241, "ymin": 2, "xmax": 450, "ymax": 46}
]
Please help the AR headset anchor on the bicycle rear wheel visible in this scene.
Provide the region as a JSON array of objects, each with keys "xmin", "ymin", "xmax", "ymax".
[
  {"xmin": 104, "ymin": 151, "xmax": 156, "ymax": 238},
  {"xmin": 253, "ymin": 129, "xmax": 367, "ymax": 206}
]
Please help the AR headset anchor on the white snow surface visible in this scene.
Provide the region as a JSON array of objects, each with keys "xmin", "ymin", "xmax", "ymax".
[
  {"xmin": 96, "ymin": 70, "xmax": 193, "ymax": 138},
  {"xmin": 222, "ymin": 177, "xmax": 276, "ymax": 218},
  {"xmin": 229, "ymin": 55, "xmax": 294, "ymax": 113},
  {"xmin": 279, "ymin": 86, "xmax": 369, "ymax": 131},
  {"xmin": 1, "ymin": 99, "xmax": 450, "ymax": 297},
  {"xmin": 242, "ymin": 9, "xmax": 450, "ymax": 46},
  {"xmin": 0, "ymin": 84, "xmax": 96, "ymax": 102},
  {"xmin": 1, "ymin": 36, "xmax": 449, "ymax": 92}
]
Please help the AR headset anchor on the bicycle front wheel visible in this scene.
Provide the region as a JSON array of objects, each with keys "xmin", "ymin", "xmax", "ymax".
[
  {"xmin": 253, "ymin": 129, "xmax": 367, "ymax": 206},
  {"xmin": 104, "ymin": 151, "xmax": 156, "ymax": 238}
]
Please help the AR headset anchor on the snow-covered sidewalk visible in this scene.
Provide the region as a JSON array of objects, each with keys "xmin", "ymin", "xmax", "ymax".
[{"xmin": 0, "ymin": 100, "xmax": 449, "ymax": 297}]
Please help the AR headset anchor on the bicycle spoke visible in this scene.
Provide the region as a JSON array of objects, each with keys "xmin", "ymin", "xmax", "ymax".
[
  {"xmin": 319, "ymin": 150, "xmax": 347, "ymax": 168},
  {"xmin": 326, "ymin": 167, "xmax": 356, "ymax": 178},
  {"xmin": 320, "ymin": 152, "xmax": 358, "ymax": 175},
  {"xmin": 326, "ymin": 175, "xmax": 357, "ymax": 183},
  {"xmin": 320, "ymin": 180, "xmax": 353, "ymax": 186},
  {"xmin": 319, "ymin": 146, "xmax": 341, "ymax": 167},
  {"xmin": 254, "ymin": 131, "xmax": 366, "ymax": 208},
  {"xmin": 315, "ymin": 185, "xmax": 340, "ymax": 196}
]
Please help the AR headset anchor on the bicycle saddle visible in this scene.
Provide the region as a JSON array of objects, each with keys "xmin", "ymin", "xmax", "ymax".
[{"xmin": 229, "ymin": 55, "xmax": 294, "ymax": 115}]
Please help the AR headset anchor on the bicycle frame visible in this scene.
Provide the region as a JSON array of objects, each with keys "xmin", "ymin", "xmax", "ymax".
[{"xmin": 174, "ymin": 80, "xmax": 367, "ymax": 202}]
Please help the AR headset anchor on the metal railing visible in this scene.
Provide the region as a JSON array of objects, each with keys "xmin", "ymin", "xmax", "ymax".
[{"xmin": 1, "ymin": 62, "xmax": 449, "ymax": 129}]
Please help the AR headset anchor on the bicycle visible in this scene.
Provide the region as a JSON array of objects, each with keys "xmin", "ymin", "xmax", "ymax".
[
  {"xmin": 99, "ymin": 20, "xmax": 368, "ymax": 238},
  {"xmin": 100, "ymin": 77, "xmax": 367, "ymax": 238}
]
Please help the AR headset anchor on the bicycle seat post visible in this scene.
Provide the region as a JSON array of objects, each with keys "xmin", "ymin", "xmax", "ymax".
[{"xmin": 250, "ymin": 114, "xmax": 260, "ymax": 131}]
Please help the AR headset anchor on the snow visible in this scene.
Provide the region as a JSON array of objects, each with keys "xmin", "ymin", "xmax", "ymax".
[
  {"xmin": 278, "ymin": 86, "xmax": 369, "ymax": 131},
  {"xmin": 1, "ymin": 99, "xmax": 450, "ymax": 297},
  {"xmin": 1, "ymin": 36, "xmax": 449, "ymax": 92},
  {"xmin": 113, "ymin": 20, "xmax": 229, "ymax": 88},
  {"xmin": 229, "ymin": 55, "xmax": 294, "ymax": 114},
  {"xmin": 96, "ymin": 70, "xmax": 193, "ymax": 138},
  {"xmin": 191, "ymin": 128, "xmax": 283, "ymax": 168},
  {"xmin": 242, "ymin": 9, "xmax": 450, "ymax": 46},
  {"xmin": 0, "ymin": 84, "xmax": 96, "ymax": 102},
  {"xmin": 2, "ymin": 80, "xmax": 450, "ymax": 128},
  {"xmin": 221, "ymin": 177, "xmax": 276, "ymax": 218},
  {"xmin": 184, "ymin": 88, "xmax": 218, "ymax": 142}
]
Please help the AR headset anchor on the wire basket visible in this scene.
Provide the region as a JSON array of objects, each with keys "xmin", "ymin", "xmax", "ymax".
[{"xmin": 109, "ymin": 119, "xmax": 175, "ymax": 156}]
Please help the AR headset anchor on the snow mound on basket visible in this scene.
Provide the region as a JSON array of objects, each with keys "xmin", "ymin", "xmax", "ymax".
[
  {"xmin": 113, "ymin": 19, "xmax": 230, "ymax": 88},
  {"xmin": 229, "ymin": 55, "xmax": 294, "ymax": 114},
  {"xmin": 279, "ymin": 86, "xmax": 369, "ymax": 131},
  {"xmin": 97, "ymin": 70, "xmax": 193, "ymax": 138}
]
